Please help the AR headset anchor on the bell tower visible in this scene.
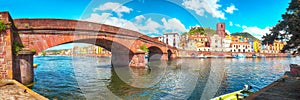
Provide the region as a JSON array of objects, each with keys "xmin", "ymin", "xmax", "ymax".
[{"xmin": 216, "ymin": 23, "xmax": 226, "ymax": 38}]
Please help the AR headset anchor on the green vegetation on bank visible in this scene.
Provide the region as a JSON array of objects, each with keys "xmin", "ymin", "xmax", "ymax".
[
  {"xmin": 140, "ymin": 44, "xmax": 149, "ymax": 52},
  {"xmin": 12, "ymin": 41, "xmax": 25, "ymax": 55},
  {"xmin": 0, "ymin": 20, "xmax": 7, "ymax": 31},
  {"xmin": 182, "ymin": 27, "xmax": 216, "ymax": 36},
  {"xmin": 45, "ymin": 50, "xmax": 64, "ymax": 55},
  {"xmin": 41, "ymin": 51, "xmax": 46, "ymax": 56}
]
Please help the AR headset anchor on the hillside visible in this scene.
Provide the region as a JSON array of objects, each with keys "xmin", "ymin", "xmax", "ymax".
[
  {"xmin": 231, "ymin": 32, "xmax": 260, "ymax": 41},
  {"xmin": 182, "ymin": 27, "xmax": 216, "ymax": 35}
]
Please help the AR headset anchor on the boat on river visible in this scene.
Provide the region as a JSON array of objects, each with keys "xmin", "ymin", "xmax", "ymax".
[
  {"xmin": 232, "ymin": 53, "xmax": 246, "ymax": 58},
  {"xmin": 258, "ymin": 55, "xmax": 266, "ymax": 58},
  {"xmin": 212, "ymin": 85, "xmax": 254, "ymax": 100},
  {"xmin": 252, "ymin": 54, "xmax": 257, "ymax": 58},
  {"xmin": 196, "ymin": 54, "xmax": 207, "ymax": 58}
]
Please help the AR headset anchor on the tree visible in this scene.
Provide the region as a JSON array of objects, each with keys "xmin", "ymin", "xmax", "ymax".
[
  {"xmin": 189, "ymin": 27, "xmax": 205, "ymax": 35},
  {"xmin": 262, "ymin": 0, "xmax": 300, "ymax": 52},
  {"xmin": 41, "ymin": 51, "xmax": 46, "ymax": 56},
  {"xmin": 140, "ymin": 44, "xmax": 149, "ymax": 52}
]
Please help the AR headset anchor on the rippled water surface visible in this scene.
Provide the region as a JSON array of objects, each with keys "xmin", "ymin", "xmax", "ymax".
[{"xmin": 32, "ymin": 56, "xmax": 300, "ymax": 100}]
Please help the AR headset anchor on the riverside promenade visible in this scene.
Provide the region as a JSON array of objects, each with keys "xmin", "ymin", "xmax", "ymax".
[
  {"xmin": 246, "ymin": 71, "xmax": 300, "ymax": 99},
  {"xmin": 0, "ymin": 79, "xmax": 48, "ymax": 100}
]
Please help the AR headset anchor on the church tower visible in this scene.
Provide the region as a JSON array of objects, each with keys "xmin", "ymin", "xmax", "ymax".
[{"xmin": 216, "ymin": 23, "xmax": 226, "ymax": 38}]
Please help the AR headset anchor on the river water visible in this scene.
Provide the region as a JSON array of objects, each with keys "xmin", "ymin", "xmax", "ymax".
[{"xmin": 32, "ymin": 56, "xmax": 300, "ymax": 100}]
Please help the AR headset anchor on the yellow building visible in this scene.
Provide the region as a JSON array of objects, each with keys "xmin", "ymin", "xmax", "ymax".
[
  {"xmin": 189, "ymin": 34, "xmax": 210, "ymax": 51},
  {"xmin": 253, "ymin": 41, "xmax": 261, "ymax": 53},
  {"xmin": 273, "ymin": 40, "xmax": 284, "ymax": 52},
  {"xmin": 97, "ymin": 47, "xmax": 103, "ymax": 54}
]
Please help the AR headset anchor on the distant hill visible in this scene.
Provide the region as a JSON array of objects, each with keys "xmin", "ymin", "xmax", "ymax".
[
  {"xmin": 203, "ymin": 28, "xmax": 216, "ymax": 34},
  {"xmin": 231, "ymin": 32, "xmax": 260, "ymax": 41}
]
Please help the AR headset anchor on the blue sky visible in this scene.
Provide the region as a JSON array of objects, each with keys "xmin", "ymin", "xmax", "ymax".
[{"xmin": 0, "ymin": 0, "xmax": 290, "ymax": 50}]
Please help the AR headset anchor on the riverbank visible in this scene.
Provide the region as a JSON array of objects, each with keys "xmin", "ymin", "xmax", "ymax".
[
  {"xmin": 0, "ymin": 79, "xmax": 48, "ymax": 100},
  {"xmin": 178, "ymin": 50, "xmax": 290, "ymax": 58},
  {"xmin": 246, "ymin": 71, "xmax": 300, "ymax": 99}
]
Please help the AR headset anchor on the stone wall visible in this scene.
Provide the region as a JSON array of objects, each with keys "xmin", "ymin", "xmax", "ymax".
[{"xmin": 0, "ymin": 12, "xmax": 16, "ymax": 79}]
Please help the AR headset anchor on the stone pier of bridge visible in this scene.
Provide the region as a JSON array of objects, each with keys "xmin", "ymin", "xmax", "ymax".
[{"xmin": 0, "ymin": 12, "xmax": 35, "ymax": 85}]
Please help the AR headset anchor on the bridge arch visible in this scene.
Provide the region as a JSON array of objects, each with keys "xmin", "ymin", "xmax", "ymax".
[
  {"xmin": 148, "ymin": 46, "xmax": 163, "ymax": 61},
  {"xmin": 167, "ymin": 50, "xmax": 173, "ymax": 60}
]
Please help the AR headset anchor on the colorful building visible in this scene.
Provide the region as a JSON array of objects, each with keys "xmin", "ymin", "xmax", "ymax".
[
  {"xmin": 230, "ymin": 42, "xmax": 252, "ymax": 52},
  {"xmin": 222, "ymin": 35, "xmax": 232, "ymax": 52},
  {"xmin": 273, "ymin": 40, "xmax": 284, "ymax": 53},
  {"xmin": 161, "ymin": 33, "xmax": 180, "ymax": 48},
  {"xmin": 179, "ymin": 22, "xmax": 286, "ymax": 54},
  {"xmin": 253, "ymin": 41, "xmax": 261, "ymax": 53},
  {"xmin": 210, "ymin": 34, "xmax": 223, "ymax": 52}
]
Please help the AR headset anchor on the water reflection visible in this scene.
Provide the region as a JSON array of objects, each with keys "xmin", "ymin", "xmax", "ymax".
[{"xmin": 32, "ymin": 56, "xmax": 300, "ymax": 100}]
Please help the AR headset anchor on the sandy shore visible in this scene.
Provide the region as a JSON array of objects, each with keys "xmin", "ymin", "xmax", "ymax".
[{"xmin": 0, "ymin": 79, "xmax": 41, "ymax": 100}]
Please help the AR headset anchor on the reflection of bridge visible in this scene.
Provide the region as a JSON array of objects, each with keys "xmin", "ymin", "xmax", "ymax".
[{"xmin": 0, "ymin": 12, "xmax": 177, "ymax": 84}]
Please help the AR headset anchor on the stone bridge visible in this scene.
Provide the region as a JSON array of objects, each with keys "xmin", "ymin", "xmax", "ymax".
[
  {"xmin": 14, "ymin": 19, "xmax": 177, "ymax": 65},
  {"xmin": 0, "ymin": 12, "xmax": 177, "ymax": 83}
]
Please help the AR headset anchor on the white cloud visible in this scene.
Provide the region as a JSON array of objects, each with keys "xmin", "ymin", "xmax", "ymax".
[
  {"xmin": 135, "ymin": 15, "xmax": 145, "ymax": 22},
  {"xmin": 83, "ymin": 13, "xmax": 139, "ymax": 32},
  {"xmin": 182, "ymin": 0, "xmax": 225, "ymax": 19},
  {"xmin": 242, "ymin": 25, "xmax": 247, "ymax": 29},
  {"xmin": 225, "ymin": 30, "xmax": 231, "ymax": 35},
  {"xmin": 93, "ymin": 2, "xmax": 133, "ymax": 17},
  {"xmin": 235, "ymin": 24, "xmax": 241, "ymax": 27},
  {"xmin": 82, "ymin": 13, "xmax": 188, "ymax": 36},
  {"xmin": 161, "ymin": 18, "xmax": 188, "ymax": 33},
  {"xmin": 138, "ymin": 18, "xmax": 162, "ymax": 33},
  {"xmin": 242, "ymin": 26, "xmax": 271, "ymax": 39},
  {"xmin": 106, "ymin": 17, "xmax": 139, "ymax": 32},
  {"xmin": 229, "ymin": 21, "xmax": 233, "ymax": 26},
  {"xmin": 225, "ymin": 5, "xmax": 238, "ymax": 14},
  {"xmin": 82, "ymin": 13, "xmax": 112, "ymax": 23}
]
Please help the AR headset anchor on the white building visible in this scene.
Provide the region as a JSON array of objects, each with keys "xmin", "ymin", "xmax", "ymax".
[
  {"xmin": 158, "ymin": 36, "xmax": 163, "ymax": 42},
  {"xmin": 231, "ymin": 42, "xmax": 252, "ymax": 52},
  {"xmin": 222, "ymin": 36, "xmax": 232, "ymax": 52},
  {"xmin": 210, "ymin": 34, "xmax": 224, "ymax": 52},
  {"xmin": 161, "ymin": 33, "xmax": 180, "ymax": 48}
]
